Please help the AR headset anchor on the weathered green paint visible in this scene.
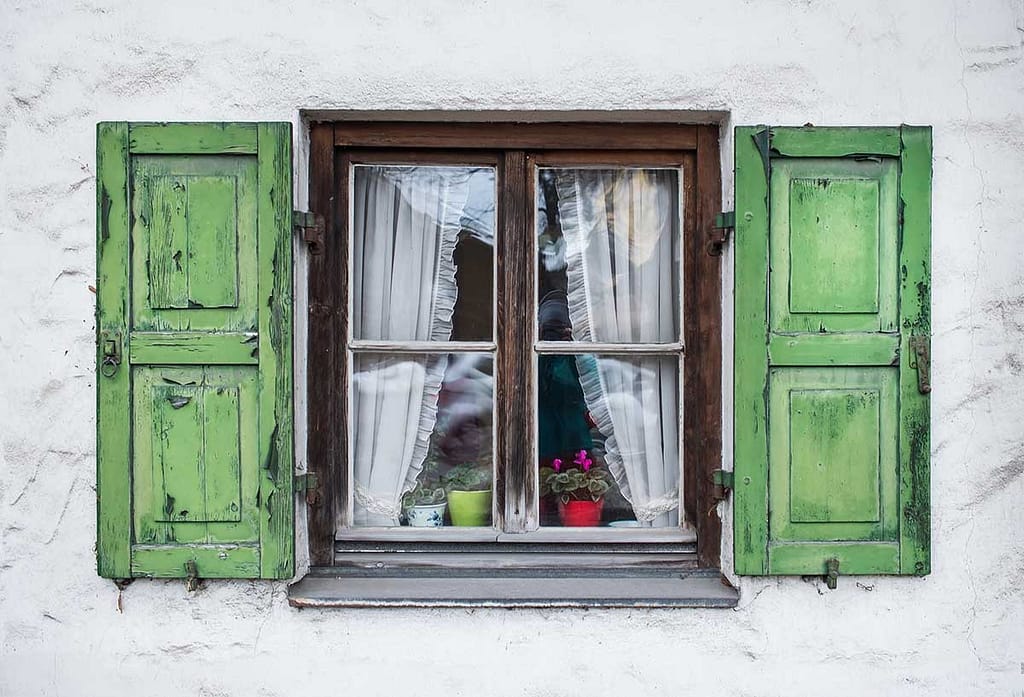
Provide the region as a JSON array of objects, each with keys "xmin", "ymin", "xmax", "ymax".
[
  {"xmin": 131, "ymin": 155, "xmax": 258, "ymax": 333},
  {"xmin": 733, "ymin": 126, "xmax": 771, "ymax": 575},
  {"xmin": 130, "ymin": 332, "xmax": 259, "ymax": 364},
  {"xmin": 770, "ymin": 158, "xmax": 899, "ymax": 333},
  {"xmin": 789, "ymin": 389, "xmax": 881, "ymax": 523},
  {"xmin": 255, "ymin": 122, "xmax": 294, "ymax": 579},
  {"xmin": 897, "ymin": 126, "xmax": 932, "ymax": 575},
  {"xmin": 734, "ymin": 125, "xmax": 932, "ymax": 577},
  {"xmin": 788, "ymin": 177, "xmax": 879, "ymax": 314},
  {"xmin": 96, "ymin": 122, "xmax": 132, "ymax": 578},
  {"xmin": 146, "ymin": 175, "xmax": 190, "ymax": 309},
  {"xmin": 187, "ymin": 175, "xmax": 240, "ymax": 307},
  {"xmin": 768, "ymin": 333, "xmax": 899, "ymax": 366},
  {"xmin": 97, "ymin": 122, "xmax": 293, "ymax": 580},
  {"xmin": 769, "ymin": 127, "xmax": 902, "ymax": 158},
  {"xmin": 768, "ymin": 367, "xmax": 898, "ymax": 545},
  {"xmin": 131, "ymin": 545, "xmax": 260, "ymax": 578},
  {"xmin": 129, "ymin": 123, "xmax": 259, "ymax": 155},
  {"xmin": 149, "ymin": 381, "xmax": 243, "ymax": 524},
  {"xmin": 767, "ymin": 542, "xmax": 900, "ymax": 574}
]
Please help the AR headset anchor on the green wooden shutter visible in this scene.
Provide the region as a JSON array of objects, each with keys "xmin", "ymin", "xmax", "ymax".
[
  {"xmin": 96, "ymin": 122, "xmax": 293, "ymax": 580},
  {"xmin": 734, "ymin": 125, "xmax": 931, "ymax": 577}
]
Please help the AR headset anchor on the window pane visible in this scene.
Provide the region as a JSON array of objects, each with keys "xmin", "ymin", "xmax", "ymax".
[
  {"xmin": 351, "ymin": 353, "xmax": 494, "ymax": 528},
  {"xmin": 536, "ymin": 168, "xmax": 680, "ymax": 343},
  {"xmin": 352, "ymin": 165, "xmax": 495, "ymax": 341},
  {"xmin": 537, "ymin": 353, "xmax": 679, "ymax": 528}
]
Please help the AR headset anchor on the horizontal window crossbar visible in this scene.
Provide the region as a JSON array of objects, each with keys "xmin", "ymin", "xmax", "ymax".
[
  {"xmin": 534, "ymin": 341, "xmax": 684, "ymax": 355},
  {"xmin": 348, "ymin": 340, "xmax": 497, "ymax": 353}
]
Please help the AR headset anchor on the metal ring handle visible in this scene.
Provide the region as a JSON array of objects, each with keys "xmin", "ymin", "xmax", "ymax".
[{"xmin": 101, "ymin": 355, "xmax": 119, "ymax": 378}]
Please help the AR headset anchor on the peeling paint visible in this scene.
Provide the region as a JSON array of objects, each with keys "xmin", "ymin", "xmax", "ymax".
[{"xmin": 1, "ymin": 1, "xmax": 1023, "ymax": 695}]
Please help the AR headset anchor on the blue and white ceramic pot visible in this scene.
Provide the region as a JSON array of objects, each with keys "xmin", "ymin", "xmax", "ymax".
[{"xmin": 405, "ymin": 502, "xmax": 447, "ymax": 527}]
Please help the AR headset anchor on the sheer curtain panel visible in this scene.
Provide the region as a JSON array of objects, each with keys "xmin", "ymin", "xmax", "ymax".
[
  {"xmin": 555, "ymin": 169, "xmax": 682, "ymax": 527},
  {"xmin": 350, "ymin": 167, "xmax": 472, "ymax": 525}
]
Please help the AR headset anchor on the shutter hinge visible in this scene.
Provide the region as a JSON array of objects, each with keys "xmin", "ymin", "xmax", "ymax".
[
  {"xmin": 293, "ymin": 210, "xmax": 326, "ymax": 256},
  {"xmin": 295, "ymin": 472, "xmax": 320, "ymax": 506},
  {"xmin": 711, "ymin": 469, "xmax": 734, "ymax": 502},
  {"xmin": 708, "ymin": 211, "xmax": 735, "ymax": 256}
]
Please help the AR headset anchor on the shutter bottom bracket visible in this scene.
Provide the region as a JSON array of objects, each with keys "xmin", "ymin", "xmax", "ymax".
[
  {"xmin": 185, "ymin": 560, "xmax": 200, "ymax": 592},
  {"xmin": 825, "ymin": 558, "xmax": 840, "ymax": 590}
]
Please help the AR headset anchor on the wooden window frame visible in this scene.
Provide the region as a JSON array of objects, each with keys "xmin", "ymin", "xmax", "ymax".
[{"xmin": 306, "ymin": 121, "xmax": 723, "ymax": 568}]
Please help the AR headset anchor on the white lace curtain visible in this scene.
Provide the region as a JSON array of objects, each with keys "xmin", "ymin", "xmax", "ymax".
[
  {"xmin": 555, "ymin": 169, "xmax": 681, "ymax": 527},
  {"xmin": 350, "ymin": 167, "xmax": 471, "ymax": 526}
]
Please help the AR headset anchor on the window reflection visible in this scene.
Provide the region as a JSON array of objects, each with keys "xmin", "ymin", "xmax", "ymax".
[{"xmin": 351, "ymin": 353, "xmax": 494, "ymax": 528}]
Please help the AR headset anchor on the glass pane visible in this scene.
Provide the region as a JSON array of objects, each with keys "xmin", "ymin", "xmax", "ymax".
[
  {"xmin": 537, "ymin": 353, "xmax": 679, "ymax": 528},
  {"xmin": 352, "ymin": 165, "xmax": 495, "ymax": 341},
  {"xmin": 536, "ymin": 168, "xmax": 680, "ymax": 343},
  {"xmin": 351, "ymin": 353, "xmax": 494, "ymax": 528}
]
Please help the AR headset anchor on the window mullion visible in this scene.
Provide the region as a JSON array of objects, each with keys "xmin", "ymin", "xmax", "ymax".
[{"xmin": 497, "ymin": 150, "xmax": 534, "ymax": 533}]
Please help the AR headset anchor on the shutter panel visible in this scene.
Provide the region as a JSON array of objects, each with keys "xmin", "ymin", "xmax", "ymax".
[
  {"xmin": 97, "ymin": 122, "xmax": 293, "ymax": 580},
  {"xmin": 734, "ymin": 125, "xmax": 931, "ymax": 577}
]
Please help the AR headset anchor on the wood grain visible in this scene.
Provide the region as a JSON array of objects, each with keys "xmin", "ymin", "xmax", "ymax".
[
  {"xmin": 335, "ymin": 122, "xmax": 698, "ymax": 150},
  {"xmin": 693, "ymin": 125, "xmax": 723, "ymax": 568},
  {"xmin": 305, "ymin": 123, "xmax": 341, "ymax": 565},
  {"xmin": 497, "ymin": 151, "xmax": 534, "ymax": 532}
]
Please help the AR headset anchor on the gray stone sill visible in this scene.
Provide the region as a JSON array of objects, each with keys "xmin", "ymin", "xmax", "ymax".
[{"xmin": 288, "ymin": 567, "xmax": 738, "ymax": 609}]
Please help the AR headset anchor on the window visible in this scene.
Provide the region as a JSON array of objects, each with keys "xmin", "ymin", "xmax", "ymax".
[
  {"xmin": 304, "ymin": 122, "xmax": 725, "ymax": 574},
  {"xmin": 95, "ymin": 121, "xmax": 929, "ymax": 599}
]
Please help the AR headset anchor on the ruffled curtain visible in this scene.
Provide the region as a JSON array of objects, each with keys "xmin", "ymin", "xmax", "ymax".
[
  {"xmin": 555, "ymin": 169, "xmax": 681, "ymax": 527},
  {"xmin": 350, "ymin": 167, "xmax": 471, "ymax": 526}
]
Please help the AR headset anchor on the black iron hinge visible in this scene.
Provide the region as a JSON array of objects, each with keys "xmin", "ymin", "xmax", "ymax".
[
  {"xmin": 295, "ymin": 472, "xmax": 320, "ymax": 506},
  {"xmin": 293, "ymin": 210, "xmax": 326, "ymax": 255},
  {"xmin": 708, "ymin": 211, "xmax": 734, "ymax": 256}
]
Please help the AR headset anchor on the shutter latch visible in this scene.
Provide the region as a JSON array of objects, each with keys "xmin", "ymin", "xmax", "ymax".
[
  {"xmin": 100, "ymin": 330, "xmax": 122, "ymax": 378},
  {"xmin": 825, "ymin": 558, "xmax": 840, "ymax": 590},
  {"xmin": 708, "ymin": 211, "xmax": 735, "ymax": 256},
  {"xmin": 296, "ymin": 472, "xmax": 320, "ymax": 506},
  {"xmin": 908, "ymin": 336, "xmax": 931, "ymax": 394},
  {"xmin": 293, "ymin": 211, "xmax": 326, "ymax": 256}
]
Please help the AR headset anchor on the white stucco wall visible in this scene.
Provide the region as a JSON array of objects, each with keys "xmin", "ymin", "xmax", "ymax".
[{"xmin": 2, "ymin": 0, "xmax": 1023, "ymax": 694}]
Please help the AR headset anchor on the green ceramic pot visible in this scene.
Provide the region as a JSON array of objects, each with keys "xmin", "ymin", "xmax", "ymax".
[{"xmin": 447, "ymin": 489, "xmax": 492, "ymax": 526}]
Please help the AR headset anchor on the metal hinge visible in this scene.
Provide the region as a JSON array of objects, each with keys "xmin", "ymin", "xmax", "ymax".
[
  {"xmin": 711, "ymin": 469, "xmax": 734, "ymax": 502},
  {"xmin": 293, "ymin": 211, "xmax": 325, "ymax": 256},
  {"xmin": 295, "ymin": 472, "xmax": 320, "ymax": 506},
  {"xmin": 708, "ymin": 211, "xmax": 734, "ymax": 256}
]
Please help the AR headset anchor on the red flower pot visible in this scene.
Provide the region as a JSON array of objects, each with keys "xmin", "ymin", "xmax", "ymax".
[{"xmin": 557, "ymin": 498, "xmax": 604, "ymax": 527}]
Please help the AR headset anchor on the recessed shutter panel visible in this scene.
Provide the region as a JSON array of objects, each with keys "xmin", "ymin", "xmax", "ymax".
[
  {"xmin": 96, "ymin": 122, "xmax": 293, "ymax": 580},
  {"xmin": 734, "ymin": 126, "xmax": 931, "ymax": 577}
]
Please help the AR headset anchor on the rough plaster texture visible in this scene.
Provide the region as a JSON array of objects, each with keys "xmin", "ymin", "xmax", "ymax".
[{"xmin": 1, "ymin": 0, "xmax": 1023, "ymax": 695}]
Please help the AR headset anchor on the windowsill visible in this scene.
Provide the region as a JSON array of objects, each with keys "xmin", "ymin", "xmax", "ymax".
[{"xmin": 287, "ymin": 557, "xmax": 738, "ymax": 609}]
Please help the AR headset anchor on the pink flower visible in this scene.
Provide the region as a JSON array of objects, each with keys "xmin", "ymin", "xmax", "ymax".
[
  {"xmin": 552, "ymin": 458, "xmax": 563, "ymax": 472},
  {"xmin": 574, "ymin": 450, "xmax": 592, "ymax": 471}
]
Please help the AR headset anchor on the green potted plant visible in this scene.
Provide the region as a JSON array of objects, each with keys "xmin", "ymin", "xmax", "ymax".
[
  {"xmin": 403, "ymin": 439, "xmax": 447, "ymax": 527},
  {"xmin": 539, "ymin": 449, "xmax": 612, "ymax": 526},
  {"xmin": 402, "ymin": 481, "xmax": 447, "ymax": 527},
  {"xmin": 443, "ymin": 455, "xmax": 492, "ymax": 527}
]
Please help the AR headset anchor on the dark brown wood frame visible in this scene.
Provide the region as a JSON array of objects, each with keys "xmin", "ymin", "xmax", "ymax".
[{"xmin": 306, "ymin": 122, "xmax": 722, "ymax": 567}]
